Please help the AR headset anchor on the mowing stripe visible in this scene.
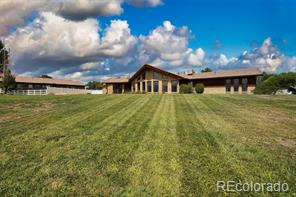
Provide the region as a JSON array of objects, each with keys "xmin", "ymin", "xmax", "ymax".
[{"xmin": 126, "ymin": 95, "xmax": 182, "ymax": 196}]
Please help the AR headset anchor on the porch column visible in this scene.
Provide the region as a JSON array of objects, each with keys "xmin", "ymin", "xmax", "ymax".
[
  {"xmin": 168, "ymin": 80, "xmax": 172, "ymax": 94},
  {"xmin": 159, "ymin": 80, "xmax": 162, "ymax": 94},
  {"xmin": 151, "ymin": 80, "xmax": 154, "ymax": 93}
]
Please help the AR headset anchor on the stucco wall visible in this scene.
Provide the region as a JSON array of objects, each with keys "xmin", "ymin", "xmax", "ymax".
[{"xmin": 203, "ymin": 85, "xmax": 255, "ymax": 94}]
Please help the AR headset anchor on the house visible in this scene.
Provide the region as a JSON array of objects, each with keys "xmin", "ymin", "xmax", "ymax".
[
  {"xmin": 103, "ymin": 64, "xmax": 263, "ymax": 94},
  {"xmin": 0, "ymin": 75, "xmax": 86, "ymax": 95}
]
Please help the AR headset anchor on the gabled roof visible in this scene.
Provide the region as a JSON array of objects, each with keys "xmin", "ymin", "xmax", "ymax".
[
  {"xmin": 0, "ymin": 74, "xmax": 85, "ymax": 86},
  {"xmin": 102, "ymin": 65, "xmax": 264, "ymax": 84},
  {"xmin": 129, "ymin": 64, "xmax": 184, "ymax": 82},
  {"xmin": 180, "ymin": 68, "xmax": 263, "ymax": 80}
]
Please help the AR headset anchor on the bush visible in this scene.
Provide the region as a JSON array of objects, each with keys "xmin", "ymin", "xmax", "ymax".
[
  {"xmin": 195, "ymin": 83, "xmax": 204, "ymax": 94},
  {"xmin": 254, "ymin": 72, "xmax": 296, "ymax": 94},
  {"xmin": 179, "ymin": 83, "xmax": 193, "ymax": 94}
]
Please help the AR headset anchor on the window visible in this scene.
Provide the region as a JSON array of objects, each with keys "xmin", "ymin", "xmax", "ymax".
[
  {"xmin": 142, "ymin": 81, "xmax": 146, "ymax": 92},
  {"xmin": 233, "ymin": 79, "xmax": 239, "ymax": 92},
  {"xmin": 172, "ymin": 80, "xmax": 178, "ymax": 92},
  {"xmin": 162, "ymin": 80, "xmax": 168, "ymax": 93},
  {"xmin": 242, "ymin": 78, "xmax": 248, "ymax": 92},
  {"xmin": 147, "ymin": 81, "xmax": 152, "ymax": 92},
  {"xmin": 153, "ymin": 71, "xmax": 161, "ymax": 79},
  {"xmin": 153, "ymin": 81, "xmax": 159, "ymax": 93},
  {"xmin": 163, "ymin": 75, "xmax": 169, "ymax": 79},
  {"xmin": 226, "ymin": 79, "xmax": 231, "ymax": 92},
  {"xmin": 137, "ymin": 82, "xmax": 141, "ymax": 92},
  {"xmin": 142, "ymin": 73, "xmax": 146, "ymax": 80}
]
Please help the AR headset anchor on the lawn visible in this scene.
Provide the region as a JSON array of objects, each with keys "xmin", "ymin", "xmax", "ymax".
[{"xmin": 0, "ymin": 94, "xmax": 295, "ymax": 196}]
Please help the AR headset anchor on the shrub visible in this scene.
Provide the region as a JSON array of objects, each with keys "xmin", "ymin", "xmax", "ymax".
[
  {"xmin": 180, "ymin": 83, "xmax": 193, "ymax": 94},
  {"xmin": 195, "ymin": 83, "xmax": 204, "ymax": 94}
]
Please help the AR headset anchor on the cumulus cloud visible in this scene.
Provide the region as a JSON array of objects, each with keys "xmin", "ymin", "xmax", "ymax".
[
  {"xmin": 0, "ymin": 0, "xmax": 162, "ymax": 36},
  {"xmin": 212, "ymin": 37, "xmax": 296, "ymax": 73},
  {"xmin": 6, "ymin": 12, "xmax": 100, "ymax": 74},
  {"xmin": 100, "ymin": 20, "xmax": 137, "ymax": 57},
  {"xmin": 5, "ymin": 12, "xmax": 143, "ymax": 77},
  {"xmin": 139, "ymin": 21, "xmax": 205, "ymax": 67},
  {"xmin": 235, "ymin": 37, "xmax": 284, "ymax": 73},
  {"xmin": 53, "ymin": 0, "xmax": 123, "ymax": 20},
  {"xmin": 0, "ymin": 0, "xmax": 45, "ymax": 36},
  {"xmin": 213, "ymin": 54, "xmax": 238, "ymax": 67}
]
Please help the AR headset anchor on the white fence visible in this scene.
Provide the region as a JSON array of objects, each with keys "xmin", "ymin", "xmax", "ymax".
[
  {"xmin": 86, "ymin": 90, "xmax": 103, "ymax": 95},
  {"xmin": 8, "ymin": 87, "xmax": 87, "ymax": 96},
  {"xmin": 10, "ymin": 89, "xmax": 47, "ymax": 95}
]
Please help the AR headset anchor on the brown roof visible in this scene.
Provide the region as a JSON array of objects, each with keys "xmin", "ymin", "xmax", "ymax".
[
  {"xmin": 103, "ymin": 76, "xmax": 130, "ymax": 83},
  {"xmin": 103, "ymin": 65, "xmax": 263, "ymax": 84},
  {"xmin": 0, "ymin": 75, "xmax": 85, "ymax": 86},
  {"xmin": 180, "ymin": 68, "xmax": 263, "ymax": 80},
  {"xmin": 129, "ymin": 64, "xmax": 184, "ymax": 82}
]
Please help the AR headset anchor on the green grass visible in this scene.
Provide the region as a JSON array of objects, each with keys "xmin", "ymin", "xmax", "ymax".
[{"xmin": 0, "ymin": 94, "xmax": 295, "ymax": 196}]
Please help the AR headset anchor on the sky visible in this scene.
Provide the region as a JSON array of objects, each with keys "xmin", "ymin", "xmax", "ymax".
[{"xmin": 1, "ymin": 0, "xmax": 296, "ymax": 81}]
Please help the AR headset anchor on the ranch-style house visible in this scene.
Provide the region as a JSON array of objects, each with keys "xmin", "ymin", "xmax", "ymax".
[{"xmin": 103, "ymin": 64, "xmax": 263, "ymax": 94}]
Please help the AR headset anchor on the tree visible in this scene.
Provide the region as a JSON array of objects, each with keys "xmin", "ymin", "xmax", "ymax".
[
  {"xmin": 1, "ymin": 69, "xmax": 16, "ymax": 93},
  {"xmin": 0, "ymin": 40, "xmax": 8, "ymax": 73},
  {"xmin": 254, "ymin": 72, "xmax": 296, "ymax": 94},
  {"xmin": 0, "ymin": 40, "xmax": 16, "ymax": 94},
  {"xmin": 86, "ymin": 81, "xmax": 103, "ymax": 90},
  {"xmin": 195, "ymin": 83, "xmax": 204, "ymax": 94},
  {"xmin": 201, "ymin": 67, "xmax": 212, "ymax": 73}
]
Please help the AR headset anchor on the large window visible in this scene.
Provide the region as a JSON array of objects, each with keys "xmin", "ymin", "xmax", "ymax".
[
  {"xmin": 242, "ymin": 78, "xmax": 248, "ymax": 92},
  {"xmin": 162, "ymin": 80, "xmax": 168, "ymax": 93},
  {"xmin": 233, "ymin": 79, "xmax": 239, "ymax": 92},
  {"xmin": 147, "ymin": 81, "xmax": 152, "ymax": 92},
  {"xmin": 153, "ymin": 81, "xmax": 159, "ymax": 93},
  {"xmin": 142, "ymin": 81, "xmax": 146, "ymax": 92},
  {"xmin": 153, "ymin": 71, "xmax": 162, "ymax": 79},
  {"xmin": 142, "ymin": 73, "xmax": 146, "ymax": 80},
  {"xmin": 225, "ymin": 79, "xmax": 231, "ymax": 92},
  {"xmin": 137, "ymin": 82, "xmax": 141, "ymax": 92},
  {"xmin": 172, "ymin": 80, "xmax": 178, "ymax": 92}
]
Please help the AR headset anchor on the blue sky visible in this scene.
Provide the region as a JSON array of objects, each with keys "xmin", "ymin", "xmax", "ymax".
[
  {"xmin": 102, "ymin": 0, "xmax": 296, "ymax": 56},
  {"xmin": 2, "ymin": 0, "xmax": 296, "ymax": 81}
]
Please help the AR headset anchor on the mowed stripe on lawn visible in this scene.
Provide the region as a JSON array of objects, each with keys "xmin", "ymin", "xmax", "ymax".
[
  {"xmin": 0, "ymin": 94, "xmax": 295, "ymax": 196},
  {"xmin": 127, "ymin": 95, "xmax": 182, "ymax": 196}
]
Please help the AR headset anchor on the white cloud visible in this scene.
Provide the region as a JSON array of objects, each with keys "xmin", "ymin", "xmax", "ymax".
[
  {"xmin": 80, "ymin": 62, "xmax": 102, "ymax": 70},
  {"xmin": 237, "ymin": 37, "xmax": 284, "ymax": 73},
  {"xmin": 5, "ymin": 12, "xmax": 140, "ymax": 79},
  {"xmin": 139, "ymin": 21, "xmax": 205, "ymax": 67},
  {"xmin": 0, "ymin": 0, "xmax": 45, "ymax": 36},
  {"xmin": 6, "ymin": 12, "xmax": 100, "ymax": 66},
  {"xmin": 187, "ymin": 48, "xmax": 206, "ymax": 66},
  {"xmin": 213, "ymin": 54, "xmax": 237, "ymax": 66},
  {"xmin": 100, "ymin": 20, "xmax": 137, "ymax": 57},
  {"xmin": 213, "ymin": 37, "xmax": 293, "ymax": 73},
  {"xmin": 0, "ymin": 0, "xmax": 162, "ymax": 36}
]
